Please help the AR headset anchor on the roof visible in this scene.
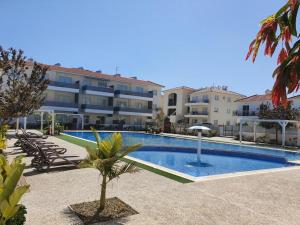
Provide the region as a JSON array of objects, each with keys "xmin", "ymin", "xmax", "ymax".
[
  {"xmin": 235, "ymin": 94, "xmax": 272, "ymax": 103},
  {"xmin": 192, "ymin": 87, "xmax": 245, "ymax": 97},
  {"xmin": 28, "ymin": 62, "xmax": 164, "ymax": 87},
  {"xmin": 163, "ymin": 86, "xmax": 196, "ymax": 92}
]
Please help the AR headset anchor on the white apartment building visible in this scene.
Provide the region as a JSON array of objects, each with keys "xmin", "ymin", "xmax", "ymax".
[
  {"xmin": 185, "ymin": 86, "xmax": 245, "ymax": 126},
  {"xmin": 235, "ymin": 93, "xmax": 300, "ymax": 119},
  {"xmin": 234, "ymin": 93, "xmax": 272, "ymax": 119},
  {"xmin": 162, "ymin": 86, "xmax": 196, "ymax": 122},
  {"xmin": 163, "ymin": 86, "xmax": 245, "ymax": 126},
  {"xmin": 27, "ymin": 63, "xmax": 164, "ymax": 130}
]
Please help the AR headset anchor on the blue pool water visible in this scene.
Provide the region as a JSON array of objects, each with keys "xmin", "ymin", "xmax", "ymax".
[{"xmin": 65, "ymin": 131, "xmax": 300, "ymax": 178}]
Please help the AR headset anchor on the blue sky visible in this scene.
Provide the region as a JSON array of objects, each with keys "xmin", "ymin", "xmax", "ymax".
[{"xmin": 0, "ymin": 0, "xmax": 287, "ymax": 95}]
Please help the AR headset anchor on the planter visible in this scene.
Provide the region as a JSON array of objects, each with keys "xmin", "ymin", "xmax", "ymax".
[{"xmin": 69, "ymin": 197, "xmax": 138, "ymax": 224}]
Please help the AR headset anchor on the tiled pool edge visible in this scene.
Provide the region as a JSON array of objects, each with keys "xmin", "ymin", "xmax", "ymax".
[{"xmin": 60, "ymin": 132, "xmax": 300, "ymax": 183}]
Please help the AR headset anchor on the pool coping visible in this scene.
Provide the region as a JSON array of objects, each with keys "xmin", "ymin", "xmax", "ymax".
[{"xmin": 61, "ymin": 132, "xmax": 300, "ymax": 182}]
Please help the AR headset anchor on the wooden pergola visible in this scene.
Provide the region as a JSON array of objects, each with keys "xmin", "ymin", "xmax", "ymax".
[{"xmin": 239, "ymin": 118, "xmax": 300, "ymax": 147}]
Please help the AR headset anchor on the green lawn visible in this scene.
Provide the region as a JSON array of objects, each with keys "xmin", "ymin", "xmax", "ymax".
[{"xmin": 57, "ymin": 134, "xmax": 193, "ymax": 183}]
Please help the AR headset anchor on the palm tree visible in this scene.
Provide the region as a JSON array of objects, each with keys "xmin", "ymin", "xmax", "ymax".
[{"xmin": 79, "ymin": 128, "xmax": 141, "ymax": 212}]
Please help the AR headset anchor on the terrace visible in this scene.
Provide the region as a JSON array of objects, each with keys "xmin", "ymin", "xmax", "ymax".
[{"xmin": 5, "ymin": 131, "xmax": 300, "ymax": 225}]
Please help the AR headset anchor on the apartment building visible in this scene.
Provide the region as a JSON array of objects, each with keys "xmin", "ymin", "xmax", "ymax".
[
  {"xmin": 185, "ymin": 86, "xmax": 245, "ymax": 126},
  {"xmin": 29, "ymin": 63, "xmax": 164, "ymax": 129},
  {"xmin": 234, "ymin": 92, "xmax": 272, "ymax": 119},
  {"xmin": 163, "ymin": 86, "xmax": 245, "ymax": 126},
  {"xmin": 235, "ymin": 92, "xmax": 300, "ymax": 119},
  {"xmin": 162, "ymin": 86, "xmax": 196, "ymax": 122}
]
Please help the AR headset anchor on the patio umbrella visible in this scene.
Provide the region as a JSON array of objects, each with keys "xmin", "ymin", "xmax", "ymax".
[{"xmin": 188, "ymin": 126, "xmax": 211, "ymax": 162}]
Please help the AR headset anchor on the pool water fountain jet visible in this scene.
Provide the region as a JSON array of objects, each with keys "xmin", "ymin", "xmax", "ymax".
[{"xmin": 187, "ymin": 125, "xmax": 212, "ymax": 167}]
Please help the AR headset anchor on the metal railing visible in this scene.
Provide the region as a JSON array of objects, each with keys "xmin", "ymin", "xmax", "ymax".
[
  {"xmin": 81, "ymin": 104, "xmax": 113, "ymax": 111},
  {"xmin": 48, "ymin": 81, "xmax": 79, "ymax": 89},
  {"xmin": 43, "ymin": 101, "xmax": 78, "ymax": 108},
  {"xmin": 82, "ymin": 85, "xmax": 114, "ymax": 93},
  {"xmin": 114, "ymin": 90, "xmax": 153, "ymax": 98},
  {"xmin": 114, "ymin": 106, "xmax": 152, "ymax": 114}
]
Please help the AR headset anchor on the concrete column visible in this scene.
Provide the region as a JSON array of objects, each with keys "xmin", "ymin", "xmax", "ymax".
[
  {"xmin": 51, "ymin": 111, "xmax": 55, "ymax": 135},
  {"xmin": 81, "ymin": 115, "xmax": 84, "ymax": 130},
  {"xmin": 279, "ymin": 121, "xmax": 288, "ymax": 147},
  {"xmin": 23, "ymin": 117, "xmax": 27, "ymax": 131},
  {"xmin": 253, "ymin": 122, "xmax": 257, "ymax": 143},
  {"xmin": 239, "ymin": 121, "xmax": 243, "ymax": 143},
  {"xmin": 16, "ymin": 118, "xmax": 19, "ymax": 133},
  {"xmin": 40, "ymin": 112, "xmax": 44, "ymax": 132},
  {"xmin": 297, "ymin": 122, "xmax": 300, "ymax": 147}
]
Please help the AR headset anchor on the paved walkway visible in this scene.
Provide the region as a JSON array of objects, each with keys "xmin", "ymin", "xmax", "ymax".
[{"xmin": 6, "ymin": 134, "xmax": 300, "ymax": 225}]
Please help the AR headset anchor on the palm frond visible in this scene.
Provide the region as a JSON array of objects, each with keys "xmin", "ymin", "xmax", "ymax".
[
  {"xmin": 108, "ymin": 162, "xmax": 139, "ymax": 181},
  {"xmin": 117, "ymin": 144, "xmax": 142, "ymax": 159}
]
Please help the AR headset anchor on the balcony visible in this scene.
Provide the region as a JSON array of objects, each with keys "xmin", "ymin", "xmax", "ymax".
[
  {"xmin": 81, "ymin": 104, "xmax": 113, "ymax": 114},
  {"xmin": 114, "ymin": 90, "xmax": 153, "ymax": 101},
  {"xmin": 233, "ymin": 111, "xmax": 258, "ymax": 117},
  {"xmin": 185, "ymin": 99, "xmax": 209, "ymax": 106},
  {"xmin": 184, "ymin": 111, "xmax": 209, "ymax": 118},
  {"xmin": 47, "ymin": 81, "xmax": 80, "ymax": 93},
  {"xmin": 41, "ymin": 101, "xmax": 79, "ymax": 112},
  {"xmin": 82, "ymin": 85, "xmax": 114, "ymax": 97},
  {"xmin": 114, "ymin": 106, "xmax": 152, "ymax": 117}
]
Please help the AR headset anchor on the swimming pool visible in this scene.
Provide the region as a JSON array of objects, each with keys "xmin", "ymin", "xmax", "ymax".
[{"xmin": 64, "ymin": 131, "xmax": 300, "ymax": 179}]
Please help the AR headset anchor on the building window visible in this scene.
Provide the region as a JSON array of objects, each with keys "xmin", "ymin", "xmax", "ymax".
[
  {"xmin": 117, "ymin": 84, "xmax": 129, "ymax": 91},
  {"xmin": 226, "ymin": 121, "xmax": 230, "ymax": 126},
  {"xmin": 58, "ymin": 76, "xmax": 72, "ymax": 83},
  {"xmin": 214, "ymin": 120, "xmax": 218, "ymax": 125},
  {"xmin": 214, "ymin": 107, "xmax": 219, "ymax": 112},
  {"xmin": 192, "ymin": 119, "xmax": 198, "ymax": 124},
  {"xmin": 98, "ymin": 80, "xmax": 107, "ymax": 87},
  {"xmin": 135, "ymin": 86, "xmax": 144, "ymax": 93},
  {"xmin": 152, "ymin": 90, "xmax": 157, "ymax": 96},
  {"xmin": 227, "ymin": 97, "xmax": 232, "ymax": 102},
  {"xmin": 215, "ymin": 95, "xmax": 219, "ymax": 101},
  {"xmin": 84, "ymin": 115, "xmax": 90, "ymax": 124},
  {"xmin": 83, "ymin": 79, "xmax": 92, "ymax": 86}
]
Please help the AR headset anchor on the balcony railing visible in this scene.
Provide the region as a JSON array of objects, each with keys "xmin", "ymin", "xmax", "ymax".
[
  {"xmin": 233, "ymin": 111, "xmax": 258, "ymax": 116},
  {"xmin": 43, "ymin": 101, "xmax": 78, "ymax": 108},
  {"xmin": 114, "ymin": 90, "xmax": 153, "ymax": 98},
  {"xmin": 82, "ymin": 85, "xmax": 114, "ymax": 93},
  {"xmin": 187, "ymin": 111, "xmax": 209, "ymax": 116},
  {"xmin": 114, "ymin": 106, "xmax": 152, "ymax": 114},
  {"xmin": 81, "ymin": 104, "xmax": 113, "ymax": 111},
  {"xmin": 48, "ymin": 81, "xmax": 79, "ymax": 89},
  {"xmin": 187, "ymin": 99, "xmax": 209, "ymax": 103}
]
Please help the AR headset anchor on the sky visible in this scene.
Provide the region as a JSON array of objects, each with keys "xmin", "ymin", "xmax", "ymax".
[{"xmin": 0, "ymin": 0, "xmax": 289, "ymax": 96}]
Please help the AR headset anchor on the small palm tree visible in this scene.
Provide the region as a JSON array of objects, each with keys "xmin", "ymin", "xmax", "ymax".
[{"xmin": 79, "ymin": 128, "xmax": 141, "ymax": 211}]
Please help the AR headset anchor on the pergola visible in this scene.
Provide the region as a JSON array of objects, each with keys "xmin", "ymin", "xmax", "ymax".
[
  {"xmin": 16, "ymin": 110, "xmax": 84, "ymax": 134},
  {"xmin": 239, "ymin": 118, "xmax": 300, "ymax": 147}
]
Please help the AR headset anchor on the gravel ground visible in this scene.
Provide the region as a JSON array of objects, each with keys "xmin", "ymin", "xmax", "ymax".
[{"xmin": 5, "ymin": 132, "xmax": 300, "ymax": 225}]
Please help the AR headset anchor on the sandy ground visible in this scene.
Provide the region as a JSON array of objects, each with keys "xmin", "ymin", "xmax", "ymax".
[{"xmin": 5, "ymin": 132, "xmax": 300, "ymax": 225}]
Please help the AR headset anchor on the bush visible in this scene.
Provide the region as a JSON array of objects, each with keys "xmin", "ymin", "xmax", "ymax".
[{"xmin": 6, "ymin": 205, "xmax": 27, "ymax": 225}]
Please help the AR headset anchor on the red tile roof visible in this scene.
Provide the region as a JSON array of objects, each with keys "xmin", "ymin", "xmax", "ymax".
[
  {"xmin": 235, "ymin": 94, "xmax": 272, "ymax": 103},
  {"xmin": 29, "ymin": 62, "xmax": 164, "ymax": 87}
]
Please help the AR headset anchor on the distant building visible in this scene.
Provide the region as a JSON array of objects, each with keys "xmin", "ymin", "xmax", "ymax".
[
  {"xmin": 162, "ymin": 86, "xmax": 196, "ymax": 123},
  {"xmin": 163, "ymin": 86, "xmax": 245, "ymax": 126},
  {"xmin": 234, "ymin": 92, "xmax": 272, "ymax": 119},
  {"xmin": 26, "ymin": 63, "xmax": 164, "ymax": 129}
]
